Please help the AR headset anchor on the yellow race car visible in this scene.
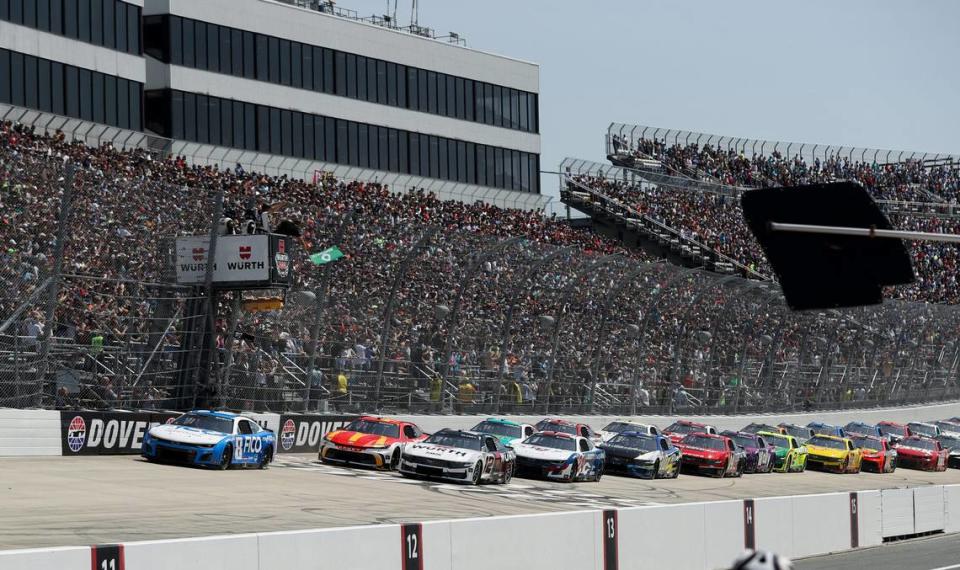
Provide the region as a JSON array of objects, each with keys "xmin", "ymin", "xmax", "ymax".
[{"xmin": 804, "ymin": 434, "xmax": 863, "ymax": 473}]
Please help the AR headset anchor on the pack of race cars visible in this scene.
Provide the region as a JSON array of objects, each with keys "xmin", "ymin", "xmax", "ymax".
[{"xmin": 140, "ymin": 411, "xmax": 960, "ymax": 483}]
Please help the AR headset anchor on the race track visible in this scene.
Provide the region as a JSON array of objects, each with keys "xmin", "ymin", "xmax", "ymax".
[
  {"xmin": 3, "ymin": 454, "xmax": 960, "ymax": 550},
  {"xmin": 796, "ymin": 533, "xmax": 960, "ymax": 570}
]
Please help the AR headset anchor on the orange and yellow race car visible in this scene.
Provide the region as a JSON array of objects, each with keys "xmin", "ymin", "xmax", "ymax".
[{"xmin": 319, "ymin": 416, "xmax": 427, "ymax": 470}]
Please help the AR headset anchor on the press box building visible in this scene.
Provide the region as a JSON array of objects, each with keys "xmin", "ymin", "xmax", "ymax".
[{"xmin": 0, "ymin": 0, "xmax": 544, "ymax": 209}]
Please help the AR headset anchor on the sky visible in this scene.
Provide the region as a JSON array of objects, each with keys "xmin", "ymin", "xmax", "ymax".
[{"xmin": 349, "ymin": 0, "xmax": 960, "ymax": 205}]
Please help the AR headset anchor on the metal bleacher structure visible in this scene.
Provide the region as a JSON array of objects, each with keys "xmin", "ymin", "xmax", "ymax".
[{"xmin": 2, "ymin": 116, "xmax": 960, "ymax": 417}]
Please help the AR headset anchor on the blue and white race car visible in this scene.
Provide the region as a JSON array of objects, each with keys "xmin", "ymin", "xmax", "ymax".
[
  {"xmin": 512, "ymin": 431, "xmax": 605, "ymax": 482},
  {"xmin": 142, "ymin": 410, "xmax": 275, "ymax": 469}
]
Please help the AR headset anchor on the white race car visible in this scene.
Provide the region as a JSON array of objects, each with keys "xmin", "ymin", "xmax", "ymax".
[
  {"xmin": 400, "ymin": 429, "xmax": 516, "ymax": 485},
  {"xmin": 597, "ymin": 420, "xmax": 660, "ymax": 442},
  {"xmin": 512, "ymin": 431, "xmax": 605, "ymax": 482}
]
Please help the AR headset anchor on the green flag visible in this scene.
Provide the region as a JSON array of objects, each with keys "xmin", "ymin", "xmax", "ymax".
[{"xmin": 309, "ymin": 246, "xmax": 345, "ymax": 266}]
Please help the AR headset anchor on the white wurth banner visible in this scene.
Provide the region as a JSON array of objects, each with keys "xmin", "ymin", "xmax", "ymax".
[{"xmin": 176, "ymin": 235, "xmax": 270, "ymax": 285}]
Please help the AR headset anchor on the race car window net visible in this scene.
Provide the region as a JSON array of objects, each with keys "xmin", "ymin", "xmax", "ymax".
[
  {"xmin": 665, "ymin": 423, "xmax": 699, "ymax": 435},
  {"xmin": 781, "ymin": 426, "xmax": 811, "ymax": 440},
  {"xmin": 173, "ymin": 414, "xmax": 233, "ymax": 434},
  {"xmin": 524, "ymin": 435, "xmax": 576, "ymax": 451},
  {"xmin": 534, "ymin": 421, "xmax": 577, "ymax": 436},
  {"xmin": 878, "ymin": 425, "xmax": 906, "ymax": 436},
  {"xmin": 764, "ymin": 434, "xmax": 790, "ymax": 448},
  {"xmin": 472, "ymin": 421, "xmax": 522, "ymax": 439},
  {"xmin": 607, "ymin": 434, "xmax": 658, "ymax": 452},
  {"xmin": 424, "ymin": 433, "xmax": 483, "ymax": 450},
  {"xmin": 807, "ymin": 436, "xmax": 847, "ymax": 450},
  {"xmin": 682, "ymin": 435, "xmax": 726, "ymax": 450},
  {"xmin": 850, "ymin": 436, "xmax": 881, "ymax": 449},
  {"xmin": 909, "ymin": 425, "xmax": 937, "ymax": 437},
  {"xmin": 729, "ymin": 435, "xmax": 758, "ymax": 449},
  {"xmin": 238, "ymin": 421, "xmax": 254, "ymax": 434},
  {"xmin": 903, "ymin": 438, "xmax": 937, "ymax": 450},
  {"xmin": 602, "ymin": 422, "xmax": 636, "ymax": 434},
  {"xmin": 345, "ymin": 420, "xmax": 400, "ymax": 438}
]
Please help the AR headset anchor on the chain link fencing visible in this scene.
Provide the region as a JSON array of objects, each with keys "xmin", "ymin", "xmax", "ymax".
[{"xmin": 1, "ymin": 120, "xmax": 958, "ymax": 416}]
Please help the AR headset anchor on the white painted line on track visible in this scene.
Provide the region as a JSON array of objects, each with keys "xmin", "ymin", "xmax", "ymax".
[{"xmin": 928, "ymin": 565, "xmax": 960, "ymax": 570}]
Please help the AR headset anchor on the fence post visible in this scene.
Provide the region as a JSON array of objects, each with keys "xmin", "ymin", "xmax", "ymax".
[
  {"xmin": 373, "ymin": 227, "xmax": 438, "ymax": 411},
  {"xmin": 305, "ymin": 208, "xmax": 355, "ymax": 382},
  {"xmin": 197, "ymin": 186, "xmax": 224, "ymax": 408},
  {"xmin": 219, "ymin": 292, "xmax": 243, "ymax": 408},
  {"xmin": 36, "ymin": 163, "xmax": 74, "ymax": 407}
]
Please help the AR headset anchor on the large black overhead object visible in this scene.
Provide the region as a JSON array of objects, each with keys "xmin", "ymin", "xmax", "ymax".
[{"xmin": 741, "ymin": 181, "xmax": 914, "ymax": 310}]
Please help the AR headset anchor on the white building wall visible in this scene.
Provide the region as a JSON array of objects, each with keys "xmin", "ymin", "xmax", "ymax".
[
  {"xmin": 0, "ymin": 21, "xmax": 145, "ymax": 83},
  {"xmin": 144, "ymin": 0, "xmax": 539, "ymax": 94}
]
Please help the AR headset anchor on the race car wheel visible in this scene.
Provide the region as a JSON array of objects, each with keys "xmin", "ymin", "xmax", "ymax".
[
  {"xmin": 594, "ymin": 463, "xmax": 604, "ymax": 483},
  {"xmin": 258, "ymin": 446, "xmax": 272, "ymax": 470},
  {"xmin": 671, "ymin": 461, "xmax": 680, "ymax": 478},
  {"xmin": 471, "ymin": 461, "xmax": 483, "ymax": 485},
  {"xmin": 389, "ymin": 449, "xmax": 401, "ymax": 470},
  {"xmin": 501, "ymin": 462, "xmax": 514, "ymax": 484},
  {"xmin": 652, "ymin": 460, "xmax": 660, "ymax": 479},
  {"xmin": 219, "ymin": 445, "xmax": 233, "ymax": 470},
  {"xmin": 735, "ymin": 460, "xmax": 744, "ymax": 478}
]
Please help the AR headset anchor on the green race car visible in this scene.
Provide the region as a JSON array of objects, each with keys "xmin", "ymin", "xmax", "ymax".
[
  {"xmin": 470, "ymin": 418, "xmax": 536, "ymax": 446},
  {"xmin": 759, "ymin": 431, "xmax": 808, "ymax": 473}
]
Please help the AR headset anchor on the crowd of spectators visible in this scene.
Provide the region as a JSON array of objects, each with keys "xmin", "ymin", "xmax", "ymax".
[
  {"xmin": 585, "ymin": 136, "xmax": 960, "ymax": 303},
  {"xmin": 2, "ymin": 120, "xmax": 959, "ymax": 414}
]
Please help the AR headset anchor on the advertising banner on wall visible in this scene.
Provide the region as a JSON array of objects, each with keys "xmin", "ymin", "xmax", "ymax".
[
  {"xmin": 276, "ymin": 414, "xmax": 358, "ymax": 454},
  {"xmin": 175, "ymin": 234, "xmax": 293, "ymax": 289},
  {"xmin": 60, "ymin": 411, "xmax": 181, "ymax": 456}
]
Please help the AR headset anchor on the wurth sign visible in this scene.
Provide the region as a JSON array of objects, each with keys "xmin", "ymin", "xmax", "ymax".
[{"xmin": 176, "ymin": 235, "xmax": 270, "ymax": 285}]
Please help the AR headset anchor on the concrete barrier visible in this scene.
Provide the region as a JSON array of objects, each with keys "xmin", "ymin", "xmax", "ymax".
[
  {"xmin": 914, "ymin": 485, "xmax": 945, "ymax": 534},
  {"xmin": 946, "ymin": 485, "xmax": 960, "ymax": 533},
  {"xmin": 2, "ymin": 485, "xmax": 959, "ymax": 569},
  {"xmin": 257, "ymin": 525, "xmax": 400, "ymax": 570},
  {"xmin": 5, "ymin": 401, "xmax": 960, "ymax": 457},
  {"xmin": 392, "ymin": 399, "xmax": 960, "ymax": 436},
  {"xmin": 0, "ymin": 546, "xmax": 89, "ymax": 570},
  {"xmin": 0, "ymin": 409, "xmax": 61, "ymax": 456},
  {"xmin": 881, "ymin": 487, "xmax": 915, "ymax": 538},
  {"xmin": 856, "ymin": 490, "xmax": 883, "ymax": 548},
  {"xmin": 123, "ymin": 534, "xmax": 260, "ymax": 570}
]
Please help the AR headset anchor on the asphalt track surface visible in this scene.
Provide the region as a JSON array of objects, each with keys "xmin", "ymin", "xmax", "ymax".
[
  {"xmin": 2, "ymin": 454, "xmax": 960, "ymax": 550},
  {"xmin": 796, "ymin": 533, "xmax": 960, "ymax": 570}
]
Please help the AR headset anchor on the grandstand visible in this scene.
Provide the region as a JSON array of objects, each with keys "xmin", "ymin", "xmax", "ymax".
[
  {"xmin": 2, "ymin": 121, "xmax": 959, "ymax": 417},
  {"xmin": 564, "ymin": 124, "xmax": 960, "ymax": 304}
]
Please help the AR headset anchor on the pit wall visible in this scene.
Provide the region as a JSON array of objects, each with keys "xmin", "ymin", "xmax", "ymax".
[
  {"xmin": 2, "ymin": 485, "xmax": 958, "ymax": 570},
  {"xmin": 3, "ymin": 398, "xmax": 960, "ymax": 457}
]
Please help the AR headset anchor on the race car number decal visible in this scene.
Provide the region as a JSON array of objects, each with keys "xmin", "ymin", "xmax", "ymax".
[{"xmin": 235, "ymin": 437, "xmax": 263, "ymax": 459}]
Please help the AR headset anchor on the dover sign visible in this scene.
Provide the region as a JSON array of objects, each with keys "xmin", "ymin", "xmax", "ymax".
[
  {"xmin": 60, "ymin": 411, "xmax": 180, "ymax": 455},
  {"xmin": 277, "ymin": 414, "xmax": 357, "ymax": 454}
]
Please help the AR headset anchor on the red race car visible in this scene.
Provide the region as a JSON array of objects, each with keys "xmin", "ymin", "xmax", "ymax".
[
  {"xmin": 895, "ymin": 436, "xmax": 948, "ymax": 472},
  {"xmin": 319, "ymin": 416, "xmax": 427, "ymax": 470},
  {"xmin": 676, "ymin": 433, "xmax": 745, "ymax": 478},
  {"xmin": 663, "ymin": 420, "xmax": 718, "ymax": 445},
  {"xmin": 849, "ymin": 434, "xmax": 897, "ymax": 473},
  {"xmin": 533, "ymin": 418, "xmax": 600, "ymax": 443}
]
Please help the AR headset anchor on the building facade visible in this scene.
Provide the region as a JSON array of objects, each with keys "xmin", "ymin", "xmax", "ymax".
[{"xmin": 0, "ymin": 0, "xmax": 543, "ymax": 208}]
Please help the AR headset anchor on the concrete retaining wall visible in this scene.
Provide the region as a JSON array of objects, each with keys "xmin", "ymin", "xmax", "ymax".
[
  {"xmin": 1, "ymin": 485, "xmax": 956, "ymax": 570},
  {"xmin": 4, "ymin": 400, "xmax": 960, "ymax": 457}
]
